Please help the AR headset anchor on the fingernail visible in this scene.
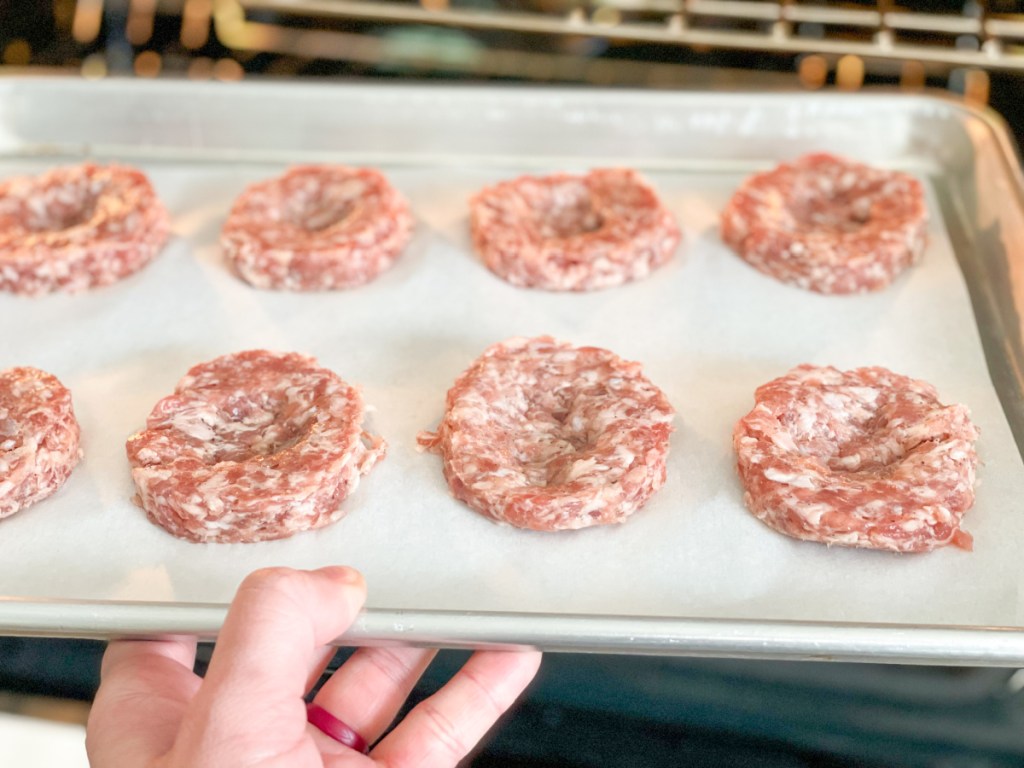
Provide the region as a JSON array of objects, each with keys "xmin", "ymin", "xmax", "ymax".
[{"xmin": 329, "ymin": 566, "xmax": 363, "ymax": 585}]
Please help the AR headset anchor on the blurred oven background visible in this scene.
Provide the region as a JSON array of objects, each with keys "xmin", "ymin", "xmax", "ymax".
[
  {"xmin": 4, "ymin": 0, "xmax": 1024, "ymax": 131},
  {"xmin": 3, "ymin": 3, "xmax": 1024, "ymax": 766}
]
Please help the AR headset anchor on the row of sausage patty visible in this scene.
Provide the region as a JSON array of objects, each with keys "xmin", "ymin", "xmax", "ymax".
[
  {"xmin": 0, "ymin": 154, "xmax": 926, "ymax": 296},
  {"xmin": 1, "ymin": 338, "xmax": 977, "ymax": 554}
]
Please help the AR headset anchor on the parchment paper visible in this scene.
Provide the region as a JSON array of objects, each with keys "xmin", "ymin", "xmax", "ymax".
[{"xmin": 2, "ymin": 160, "xmax": 1022, "ymax": 629}]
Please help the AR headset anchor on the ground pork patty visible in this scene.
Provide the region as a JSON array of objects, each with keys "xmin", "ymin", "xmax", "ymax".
[
  {"xmin": 469, "ymin": 169, "xmax": 681, "ymax": 291},
  {"xmin": 418, "ymin": 336, "xmax": 675, "ymax": 531},
  {"xmin": 0, "ymin": 368, "xmax": 82, "ymax": 518},
  {"xmin": 126, "ymin": 350, "xmax": 386, "ymax": 543},
  {"xmin": 221, "ymin": 165, "xmax": 414, "ymax": 291},
  {"xmin": 0, "ymin": 163, "xmax": 170, "ymax": 296},
  {"xmin": 720, "ymin": 153, "xmax": 927, "ymax": 294},
  {"xmin": 733, "ymin": 365, "xmax": 978, "ymax": 553}
]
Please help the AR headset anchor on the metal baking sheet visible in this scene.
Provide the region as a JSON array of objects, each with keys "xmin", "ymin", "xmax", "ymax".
[{"xmin": 2, "ymin": 78, "xmax": 1024, "ymax": 665}]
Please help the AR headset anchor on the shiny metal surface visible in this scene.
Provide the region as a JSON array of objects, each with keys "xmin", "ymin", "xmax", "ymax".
[{"xmin": 5, "ymin": 599, "xmax": 1024, "ymax": 666}]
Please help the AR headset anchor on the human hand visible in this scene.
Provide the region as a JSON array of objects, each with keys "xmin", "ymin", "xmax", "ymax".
[{"xmin": 86, "ymin": 567, "xmax": 542, "ymax": 767}]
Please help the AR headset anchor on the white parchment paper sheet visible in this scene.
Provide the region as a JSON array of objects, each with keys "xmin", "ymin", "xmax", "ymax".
[{"xmin": 2, "ymin": 160, "xmax": 1022, "ymax": 628}]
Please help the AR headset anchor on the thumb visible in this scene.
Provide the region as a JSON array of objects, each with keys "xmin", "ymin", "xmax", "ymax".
[{"xmin": 169, "ymin": 567, "xmax": 366, "ymax": 763}]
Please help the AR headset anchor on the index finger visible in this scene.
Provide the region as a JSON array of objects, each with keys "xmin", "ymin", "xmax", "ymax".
[
  {"xmin": 101, "ymin": 635, "xmax": 198, "ymax": 679},
  {"xmin": 87, "ymin": 636, "xmax": 200, "ymax": 766}
]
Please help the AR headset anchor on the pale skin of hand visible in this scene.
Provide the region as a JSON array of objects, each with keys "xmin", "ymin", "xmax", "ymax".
[{"xmin": 86, "ymin": 567, "xmax": 543, "ymax": 768}]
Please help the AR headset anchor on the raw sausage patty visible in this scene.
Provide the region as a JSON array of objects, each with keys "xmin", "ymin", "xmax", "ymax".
[
  {"xmin": 126, "ymin": 350, "xmax": 386, "ymax": 543},
  {"xmin": 470, "ymin": 169, "xmax": 681, "ymax": 291},
  {"xmin": 0, "ymin": 368, "xmax": 82, "ymax": 518},
  {"xmin": 733, "ymin": 365, "xmax": 978, "ymax": 552},
  {"xmin": 0, "ymin": 164, "xmax": 170, "ymax": 296},
  {"xmin": 418, "ymin": 336, "xmax": 675, "ymax": 531},
  {"xmin": 221, "ymin": 165, "xmax": 414, "ymax": 290},
  {"xmin": 720, "ymin": 153, "xmax": 926, "ymax": 294}
]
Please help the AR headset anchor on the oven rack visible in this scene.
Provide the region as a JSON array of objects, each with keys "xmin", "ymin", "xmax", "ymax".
[{"xmin": 226, "ymin": 0, "xmax": 1024, "ymax": 72}]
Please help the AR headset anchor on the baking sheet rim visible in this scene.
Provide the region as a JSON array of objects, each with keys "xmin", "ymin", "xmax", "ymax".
[{"xmin": 6, "ymin": 599, "xmax": 1024, "ymax": 665}]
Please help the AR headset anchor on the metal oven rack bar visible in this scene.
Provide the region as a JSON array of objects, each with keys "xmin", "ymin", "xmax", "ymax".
[{"xmin": 231, "ymin": 0, "xmax": 1024, "ymax": 72}]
